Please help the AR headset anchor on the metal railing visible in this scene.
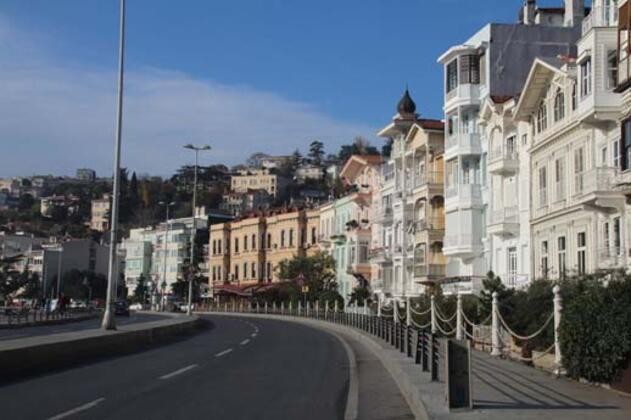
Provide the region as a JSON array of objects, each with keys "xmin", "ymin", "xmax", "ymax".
[
  {"xmin": 573, "ymin": 167, "xmax": 616, "ymax": 198},
  {"xmin": 0, "ymin": 307, "xmax": 98, "ymax": 326},
  {"xmin": 490, "ymin": 206, "xmax": 519, "ymax": 225}
]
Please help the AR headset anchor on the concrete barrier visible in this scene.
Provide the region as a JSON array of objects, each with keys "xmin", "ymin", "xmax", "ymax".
[{"xmin": 0, "ymin": 315, "xmax": 204, "ymax": 380}]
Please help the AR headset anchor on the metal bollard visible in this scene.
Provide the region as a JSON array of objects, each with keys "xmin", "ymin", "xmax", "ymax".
[
  {"xmin": 407, "ymin": 327, "xmax": 413, "ymax": 358},
  {"xmin": 430, "ymin": 334, "xmax": 439, "ymax": 381},
  {"xmin": 421, "ymin": 330, "xmax": 429, "ymax": 372}
]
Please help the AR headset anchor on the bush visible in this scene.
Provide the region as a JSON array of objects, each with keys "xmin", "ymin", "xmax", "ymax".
[{"xmin": 559, "ymin": 274, "xmax": 631, "ymax": 384}]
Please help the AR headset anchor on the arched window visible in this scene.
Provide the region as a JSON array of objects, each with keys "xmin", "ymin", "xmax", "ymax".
[
  {"xmin": 536, "ymin": 102, "xmax": 548, "ymax": 133},
  {"xmin": 553, "ymin": 90, "xmax": 565, "ymax": 122}
]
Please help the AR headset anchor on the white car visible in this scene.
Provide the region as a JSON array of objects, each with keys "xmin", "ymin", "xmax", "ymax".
[{"xmin": 129, "ymin": 303, "xmax": 144, "ymax": 311}]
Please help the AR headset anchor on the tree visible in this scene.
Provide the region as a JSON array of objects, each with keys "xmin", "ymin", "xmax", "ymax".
[
  {"xmin": 337, "ymin": 137, "xmax": 380, "ymax": 163},
  {"xmin": 308, "ymin": 141, "xmax": 325, "ymax": 166},
  {"xmin": 276, "ymin": 252, "xmax": 340, "ymax": 304},
  {"xmin": 349, "ymin": 284, "xmax": 370, "ymax": 306},
  {"xmin": 479, "ymin": 271, "xmax": 513, "ymax": 319},
  {"xmin": 133, "ymin": 273, "xmax": 148, "ymax": 303},
  {"xmin": 19, "ymin": 272, "xmax": 41, "ymax": 300}
]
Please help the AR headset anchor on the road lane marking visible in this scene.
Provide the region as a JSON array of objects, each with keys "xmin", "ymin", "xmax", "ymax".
[
  {"xmin": 159, "ymin": 364, "xmax": 198, "ymax": 380},
  {"xmin": 251, "ymin": 333, "xmax": 257, "ymax": 338},
  {"xmin": 215, "ymin": 348, "xmax": 233, "ymax": 357},
  {"xmin": 47, "ymin": 397, "xmax": 105, "ymax": 420},
  {"xmin": 240, "ymin": 339, "xmax": 250, "ymax": 345}
]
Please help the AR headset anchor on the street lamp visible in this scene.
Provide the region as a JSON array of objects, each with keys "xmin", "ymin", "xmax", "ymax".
[
  {"xmin": 183, "ymin": 144, "xmax": 211, "ymax": 316},
  {"xmin": 159, "ymin": 201, "xmax": 175, "ymax": 311},
  {"xmin": 102, "ymin": 0, "xmax": 126, "ymax": 330}
]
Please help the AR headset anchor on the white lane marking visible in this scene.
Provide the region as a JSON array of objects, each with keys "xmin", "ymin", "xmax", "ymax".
[
  {"xmin": 251, "ymin": 332, "xmax": 257, "ymax": 338},
  {"xmin": 159, "ymin": 364, "xmax": 198, "ymax": 380},
  {"xmin": 240, "ymin": 339, "xmax": 250, "ymax": 346},
  {"xmin": 47, "ymin": 397, "xmax": 106, "ymax": 420},
  {"xmin": 215, "ymin": 348, "xmax": 233, "ymax": 358}
]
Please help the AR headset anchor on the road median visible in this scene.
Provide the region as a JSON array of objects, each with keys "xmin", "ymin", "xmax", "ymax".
[{"xmin": 0, "ymin": 313, "xmax": 204, "ymax": 380}]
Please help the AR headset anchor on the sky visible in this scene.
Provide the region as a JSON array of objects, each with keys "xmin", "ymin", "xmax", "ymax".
[{"xmin": 0, "ymin": 0, "xmax": 573, "ymax": 177}]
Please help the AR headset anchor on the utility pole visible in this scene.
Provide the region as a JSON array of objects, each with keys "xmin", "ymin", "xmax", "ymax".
[
  {"xmin": 102, "ymin": 0, "xmax": 126, "ymax": 330},
  {"xmin": 183, "ymin": 144, "xmax": 211, "ymax": 316}
]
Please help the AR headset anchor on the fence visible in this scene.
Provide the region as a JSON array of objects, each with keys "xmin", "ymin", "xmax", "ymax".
[
  {"xmin": 199, "ymin": 285, "xmax": 564, "ymax": 373},
  {"xmin": 0, "ymin": 307, "xmax": 98, "ymax": 326}
]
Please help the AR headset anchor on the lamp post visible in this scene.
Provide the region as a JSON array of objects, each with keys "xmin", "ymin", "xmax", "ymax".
[
  {"xmin": 102, "ymin": 0, "xmax": 126, "ymax": 330},
  {"xmin": 159, "ymin": 201, "xmax": 175, "ymax": 311},
  {"xmin": 183, "ymin": 144, "xmax": 211, "ymax": 316}
]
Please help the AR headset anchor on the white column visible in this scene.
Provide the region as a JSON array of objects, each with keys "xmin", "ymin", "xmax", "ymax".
[
  {"xmin": 430, "ymin": 295, "xmax": 437, "ymax": 334},
  {"xmin": 394, "ymin": 300, "xmax": 399, "ymax": 324},
  {"xmin": 264, "ymin": 301, "xmax": 268, "ymax": 314},
  {"xmin": 553, "ymin": 285, "xmax": 563, "ymax": 373},
  {"xmin": 491, "ymin": 291, "xmax": 501, "ymax": 356},
  {"xmin": 377, "ymin": 295, "xmax": 382, "ymax": 317},
  {"xmin": 456, "ymin": 292, "xmax": 463, "ymax": 340},
  {"xmin": 406, "ymin": 296, "xmax": 411, "ymax": 327}
]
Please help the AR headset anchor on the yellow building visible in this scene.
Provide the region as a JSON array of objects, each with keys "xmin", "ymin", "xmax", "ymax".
[
  {"xmin": 230, "ymin": 169, "xmax": 288, "ymax": 198},
  {"xmin": 229, "ymin": 215, "xmax": 266, "ymax": 286},
  {"xmin": 305, "ymin": 209, "xmax": 320, "ymax": 256},
  {"xmin": 210, "ymin": 223, "xmax": 231, "ymax": 285},
  {"xmin": 90, "ymin": 194, "xmax": 111, "ymax": 232},
  {"xmin": 265, "ymin": 209, "xmax": 307, "ymax": 282}
]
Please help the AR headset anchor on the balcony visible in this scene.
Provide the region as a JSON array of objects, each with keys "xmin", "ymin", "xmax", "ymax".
[
  {"xmin": 410, "ymin": 171, "xmax": 444, "ymax": 198},
  {"xmin": 413, "ymin": 264, "xmax": 446, "ymax": 282},
  {"xmin": 369, "ymin": 247, "xmax": 392, "ymax": 263},
  {"xmin": 445, "ymin": 132, "xmax": 481, "ymax": 160},
  {"xmin": 598, "ymin": 247, "xmax": 626, "ymax": 269},
  {"xmin": 445, "ymin": 184, "xmax": 483, "ymax": 209},
  {"xmin": 442, "ymin": 234, "xmax": 484, "ymax": 258},
  {"xmin": 375, "ymin": 207, "xmax": 393, "ymax": 225},
  {"xmin": 488, "ymin": 206, "xmax": 520, "ymax": 237},
  {"xmin": 346, "ymin": 261, "xmax": 372, "ymax": 277},
  {"xmin": 488, "ymin": 147, "xmax": 519, "ymax": 175},
  {"xmin": 572, "ymin": 167, "xmax": 624, "ymax": 211},
  {"xmin": 445, "ymin": 83, "xmax": 481, "ymax": 107},
  {"xmin": 582, "ymin": 5, "xmax": 617, "ymax": 35},
  {"xmin": 414, "ymin": 217, "xmax": 445, "ymax": 233}
]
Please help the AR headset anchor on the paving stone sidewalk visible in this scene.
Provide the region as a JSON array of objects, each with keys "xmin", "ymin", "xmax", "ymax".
[{"xmin": 368, "ymin": 332, "xmax": 631, "ymax": 419}]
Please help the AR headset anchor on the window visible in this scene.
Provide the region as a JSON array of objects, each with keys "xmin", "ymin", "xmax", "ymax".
[
  {"xmin": 508, "ymin": 247, "xmax": 517, "ymax": 287},
  {"xmin": 235, "ymin": 238, "xmax": 239, "ymax": 253},
  {"xmin": 623, "ymin": 118, "xmax": 631, "ymax": 170},
  {"xmin": 311, "ymin": 227, "xmax": 317, "ymax": 244},
  {"xmin": 574, "ymin": 147, "xmax": 585, "ymax": 195},
  {"xmin": 251, "ymin": 262, "xmax": 256, "ymax": 279},
  {"xmin": 266, "ymin": 262, "xmax": 272, "ymax": 281},
  {"xmin": 267, "ymin": 233, "xmax": 272, "ymax": 249},
  {"xmin": 558, "ymin": 237, "xmax": 567, "ymax": 279},
  {"xmin": 602, "ymin": 146, "xmax": 609, "ymax": 166},
  {"xmin": 446, "ymin": 59, "xmax": 458, "ymax": 93},
  {"xmin": 218, "ymin": 239, "xmax": 222, "ymax": 254},
  {"xmin": 539, "ymin": 166, "xmax": 548, "ymax": 207},
  {"xmin": 613, "ymin": 139, "xmax": 621, "ymax": 168},
  {"xmin": 580, "ymin": 58, "xmax": 592, "ymax": 98},
  {"xmin": 234, "ymin": 264, "xmax": 239, "ymax": 281},
  {"xmin": 506, "ymin": 135, "xmax": 517, "ymax": 156},
  {"xmin": 553, "ymin": 90, "xmax": 565, "ymax": 122},
  {"xmin": 614, "ymin": 217, "xmax": 622, "ymax": 253},
  {"xmin": 447, "ymin": 114, "xmax": 458, "ymax": 136},
  {"xmin": 289, "ymin": 229, "xmax": 294, "ymax": 247},
  {"xmin": 541, "ymin": 241, "xmax": 549, "ymax": 278},
  {"xmin": 607, "ymin": 50, "xmax": 618, "ymax": 90},
  {"xmin": 281, "ymin": 230, "xmax": 285, "ymax": 247},
  {"xmin": 212, "ymin": 240, "xmax": 217, "ymax": 255},
  {"xmin": 604, "ymin": 221, "xmax": 611, "ymax": 254},
  {"xmin": 536, "ymin": 102, "xmax": 547, "ymax": 133},
  {"xmin": 243, "ymin": 235, "xmax": 248, "ymax": 251},
  {"xmin": 555, "ymin": 158, "xmax": 566, "ymax": 201},
  {"xmin": 459, "ymin": 55, "xmax": 480, "ymax": 84},
  {"xmin": 243, "ymin": 263, "xmax": 248, "ymax": 279},
  {"xmin": 577, "ymin": 232, "xmax": 587, "ymax": 275}
]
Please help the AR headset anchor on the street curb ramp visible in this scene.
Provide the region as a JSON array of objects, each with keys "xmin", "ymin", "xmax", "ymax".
[{"xmin": 0, "ymin": 315, "xmax": 204, "ymax": 380}]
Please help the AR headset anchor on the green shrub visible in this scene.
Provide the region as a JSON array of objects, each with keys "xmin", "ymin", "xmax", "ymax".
[{"xmin": 559, "ymin": 274, "xmax": 631, "ymax": 384}]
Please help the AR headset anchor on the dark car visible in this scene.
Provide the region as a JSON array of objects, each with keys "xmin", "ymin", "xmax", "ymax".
[{"xmin": 114, "ymin": 300, "xmax": 130, "ymax": 317}]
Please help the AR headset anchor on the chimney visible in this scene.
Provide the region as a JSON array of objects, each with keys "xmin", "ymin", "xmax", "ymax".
[
  {"xmin": 523, "ymin": 0, "xmax": 536, "ymax": 25},
  {"xmin": 565, "ymin": 0, "xmax": 585, "ymax": 27}
]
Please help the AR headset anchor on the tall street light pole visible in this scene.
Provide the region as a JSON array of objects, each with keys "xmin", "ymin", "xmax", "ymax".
[
  {"xmin": 159, "ymin": 201, "xmax": 175, "ymax": 311},
  {"xmin": 183, "ymin": 144, "xmax": 211, "ymax": 316},
  {"xmin": 102, "ymin": 0, "xmax": 126, "ymax": 330}
]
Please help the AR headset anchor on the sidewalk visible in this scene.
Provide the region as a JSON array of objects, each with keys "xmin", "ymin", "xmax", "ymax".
[{"xmin": 363, "ymin": 329, "xmax": 631, "ymax": 419}]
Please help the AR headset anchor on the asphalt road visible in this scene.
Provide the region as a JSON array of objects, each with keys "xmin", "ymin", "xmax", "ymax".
[
  {"xmin": 0, "ymin": 315, "xmax": 349, "ymax": 420},
  {"xmin": 0, "ymin": 312, "xmax": 168, "ymax": 341}
]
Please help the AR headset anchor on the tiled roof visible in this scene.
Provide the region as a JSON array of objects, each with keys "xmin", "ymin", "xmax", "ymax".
[{"xmin": 417, "ymin": 119, "xmax": 444, "ymax": 131}]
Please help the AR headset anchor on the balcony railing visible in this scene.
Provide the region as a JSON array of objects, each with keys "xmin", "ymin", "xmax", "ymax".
[
  {"xmin": 489, "ymin": 146, "xmax": 518, "ymax": 162},
  {"xmin": 413, "ymin": 264, "xmax": 446, "ymax": 278},
  {"xmin": 415, "ymin": 217, "xmax": 445, "ymax": 232},
  {"xmin": 582, "ymin": 5, "xmax": 618, "ymax": 35},
  {"xmin": 444, "ymin": 234, "xmax": 478, "ymax": 248},
  {"xmin": 413, "ymin": 171, "xmax": 443, "ymax": 189},
  {"xmin": 490, "ymin": 206, "xmax": 519, "ymax": 225},
  {"xmin": 445, "ymin": 184, "xmax": 482, "ymax": 202},
  {"xmin": 445, "ymin": 132, "xmax": 481, "ymax": 155},
  {"xmin": 573, "ymin": 167, "xmax": 616, "ymax": 198},
  {"xmin": 369, "ymin": 247, "xmax": 392, "ymax": 261}
]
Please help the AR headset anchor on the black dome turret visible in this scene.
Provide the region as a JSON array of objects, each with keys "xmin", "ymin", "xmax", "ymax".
[{"xmin": 397, "ymin": 88, "xmax": 416, "ymax": 115}]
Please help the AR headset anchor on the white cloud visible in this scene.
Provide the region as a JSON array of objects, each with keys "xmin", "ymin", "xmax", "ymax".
[{"xmin": 0, "ymin": 16, "xmax": 375, "ymax": 177}]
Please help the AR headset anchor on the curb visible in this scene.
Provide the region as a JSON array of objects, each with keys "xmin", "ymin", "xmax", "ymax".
[
  {"xmin": 205, "ymin": 312, "xmax": 429, "ymax": 420},
  {"xmin": 0, "ymin": 315, "xmax": 204, "ymax": 380}
]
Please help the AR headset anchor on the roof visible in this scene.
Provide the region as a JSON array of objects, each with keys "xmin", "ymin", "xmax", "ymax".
[
  {"xmin": 490, "ymin": 95, "xmax": 514, "ymax": 104},
  {"xmin": 514, "ymin": 57, "xmax": 568, "ymax": 121},
  {"xmin": 416, "ymin": 119, "xmax": 444, "ymax": 131},
  {"xmin": 340, "ymin": 154, "xmax": 383, "ymax": 183}
]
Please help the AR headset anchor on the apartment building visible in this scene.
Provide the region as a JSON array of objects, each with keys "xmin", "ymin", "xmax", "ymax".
[
  {"xmin": 219, "ymin": 189, "xmax": 272, "ymax": 217},
  {"xmin": 229, "ymin": 215, "xmax": 266, "ymax": 285},
  {"xmin": 437, "ymin": 0, "xmax": 582, "ymax": 293},
  {"xmin": 514, "ymin": 1, "xmax": 627, "ymax": 280},
  {"xmin": 90, "ymin": 194, "xmax": 111, "ymax": 232},
  {"xmin": 372, "ymin": 90, "xmax": 445, "ymax": 302},
  {"xmin": 265, "ymin": 209, "xmax": 307, "ymax": 282},
  {"xmin": 305, "ymin": 208, "xmax": 320, "ymax": 256},
  {"xmin": 40, "ymin": 195, "xmax": 80, "ymax": 218},
  {"xmin": 230, "ymin": 169, "xmax": 288, "ymax": 198},
  {"xmin": 209, "ymin": 223, "xmax": 231, "ymax": 286}
]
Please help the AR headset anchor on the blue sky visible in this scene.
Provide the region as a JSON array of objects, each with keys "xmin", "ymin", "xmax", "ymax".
[{"xmin": 0, "ymin": 0, "xmax": 570, "ymax": 177}]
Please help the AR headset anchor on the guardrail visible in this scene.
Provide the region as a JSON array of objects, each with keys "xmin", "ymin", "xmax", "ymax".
[{"xmin": 0, "ymin": 307, "xmax": 99, "ymax": 327}]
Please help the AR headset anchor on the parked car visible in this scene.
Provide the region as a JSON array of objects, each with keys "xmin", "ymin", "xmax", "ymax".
[
  {"xmin": 129, "ymin": 302, "xmax": 144, "ymax": 311},
  {"xmin": 114, "ymin": 300, "xmax": 130, "ymax": 316}
]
